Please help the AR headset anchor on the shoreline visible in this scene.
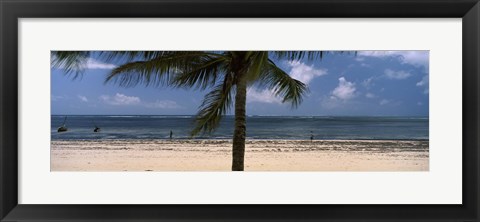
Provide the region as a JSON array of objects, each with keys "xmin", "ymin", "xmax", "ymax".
[{"xmin": 51, "ymin": 139, "xmax": 429, "ymax": 171}]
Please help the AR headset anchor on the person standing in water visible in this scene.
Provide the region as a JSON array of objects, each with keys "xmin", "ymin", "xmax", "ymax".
[
  {"xmin": 310, "ymin": 131, "xmax": 314, "ymax": 141},
  {"xmin": 169, "ymin": 130, "xmax": 173, "ymax": 139}
]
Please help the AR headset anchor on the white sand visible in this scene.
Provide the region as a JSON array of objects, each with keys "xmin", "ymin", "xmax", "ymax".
[{"xmin": 51, "ymin": 139, "xmax": 429, "ymax": 171}]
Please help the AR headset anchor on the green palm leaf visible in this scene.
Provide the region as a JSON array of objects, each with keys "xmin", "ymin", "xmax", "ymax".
[
  {"xmin": 256, "ymin": 59, "xmax": 308, "ymax": 108},
  {"xmin": 244, "ymin": 51, "xmax": 269, "ymax": 83},
  {"xmin": 51, "ymin": 51, "xmax": 91, "ymax": 79},
  {"xmin": 191, "ymin": 72, "xmax": 234, "ymax": 136},
  {"xmin": 172, "ymin": 55, "xmax": 229, "ymax": 90},
  {"xmin": 271, "ymin": 51, "xmax": 326, "ymax": 61},
  {"xmin": 105, "ymin": 52, "xmax": 220, "ymax": 87}
]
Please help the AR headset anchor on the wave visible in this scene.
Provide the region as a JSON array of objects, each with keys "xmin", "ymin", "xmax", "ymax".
[{"xmin": 149, "ymin": 115, "xmax": 193, "ymax": 119}]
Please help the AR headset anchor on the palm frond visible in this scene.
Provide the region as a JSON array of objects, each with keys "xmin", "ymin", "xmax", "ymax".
[
  {"xmin": 270, "ymin": 51, "xmax": 327, "ymax": 61},
  {"xmin": 98, "ymin": 51, "xmax": 168, "ymax": 63},
  {"xmin": 172, "ymin": 55, "xmax": 229, "ymax": 90},
  {"xmin": 51, "ymin": 51, "xmax": 91, "ymax": 79},
  {"xmin": 191, "ymin": 72, "xmax": 234, "ymax": 136},
  {"xmin": 256, "ymin": 59, "xmax": 308, "ymax": 108},
  {"xmin": 97, "ymin": 51, "xmax": 226, "ymax": 63},
  {"xmin": 105, "ymin": 52, "xmax": 220, "ymax": 87},
  {"xmin": 244, "ymin": 51, "xmax": 269, "ymax": 83},
  {"xmin": 271, "ymin": 51, "xmax": 356, "ymax": 62}
]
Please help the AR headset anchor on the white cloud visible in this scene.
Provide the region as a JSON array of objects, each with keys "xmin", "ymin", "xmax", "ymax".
[
  {"xmin": 99, "ymin": 93, "xmax": 182, "ymax": 109},
  {"xmin": 416, "ymin": 75, "xmax": 429, "ymax": 94},
  {"xmin": 362, "ymin": 77, "xmax": 374, "ymax": 89},
  {"xmin": 321, "ymin": 96, "xmax": 341, "ymax": 109},
  {"xmin": 416, "ymin": 75, "xmax": 428, "ymax": 86},
  {"xmin": 287, "ymin": 61, "xmax": 327, "ymax": 84},
  {"xmin": 77, "ymin": 95, "xmax": 88, "ymax": 102},
  {"xmin": 394, "ymin": 51, "xmax": 429, "ymax": 68},
  {"xmin": 247, "ymin": 88, "xmax": 282, "ymax": 104},
  {"xmin": 100, "ymin": 93, "xmax": 141, "ymax": 105},
  {"xmin": 51, "ymin": 94, "xmax": 65, "ymax": 101},
  {"xmin": 384, "ymin": 69, "xmax": 411, "ymax": 80},
  {"xmin": 86, "ymin": 58, "xmax": 117, "ymax": 69},
  {"xmin": 355, "ymin": 57, "xmax": 365, "ymax": 62},
  {"xmin": 52, "ymin": 56, "xmax": 116, "ymax": 70},
  {"xmin": 331, "ymin": 77, "xmax": 356, "ymax": 100},
  {"xmin": 365, "ymin": 93, "xmax": 376, "ymax": 99},
  {"xmin": 145, "ymin": 100, "xmax": 180, "ymax": 109},
  {"xmin": 380, "ymin": 99, "xmax": 390, "ymax": 105},
  {"xmin": 358, "ymin": 51, "xmax": 429, "ymax": 68},
  {"xmin": 320, "ymin": 94, "xmax": 360, "ymax": 110},
  {"xmin": 99, "ymin": 95, "xmax": 109, "ymax": 101}
]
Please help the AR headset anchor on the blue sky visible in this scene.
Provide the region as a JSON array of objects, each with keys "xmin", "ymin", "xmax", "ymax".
[{"xmin": 51, "ymin": 51, "xmax": 429, "ymax": 116}]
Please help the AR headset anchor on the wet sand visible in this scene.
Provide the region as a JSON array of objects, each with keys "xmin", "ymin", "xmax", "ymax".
[{"xmin": 51, "ymin": 139, "xmax": 429, "ymax": 171}]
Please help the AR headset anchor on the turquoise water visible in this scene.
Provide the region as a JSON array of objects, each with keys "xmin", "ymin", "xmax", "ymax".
[{"xmin": 51, "ymin": 115, "xmax": 428, "ymax": 140}]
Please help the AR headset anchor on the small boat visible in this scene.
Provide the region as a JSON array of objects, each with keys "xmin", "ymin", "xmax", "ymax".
[
  {"xmin": 57, "ymin": 126, "xmax": 67, "ymax": 132},
  {"xmin": 57, "ymin": 116, "xmax": 68, "ymax": 132}
]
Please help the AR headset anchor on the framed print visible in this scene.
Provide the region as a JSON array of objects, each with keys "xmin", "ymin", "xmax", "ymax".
[{"xmin": 1, "ymin": 0, "xmax": 479, "ymax": 221}]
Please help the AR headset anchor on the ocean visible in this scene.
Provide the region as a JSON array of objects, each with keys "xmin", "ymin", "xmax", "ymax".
[{"xmin": 51, "ymin": 115, "xmax": 428, "ymax": 140}]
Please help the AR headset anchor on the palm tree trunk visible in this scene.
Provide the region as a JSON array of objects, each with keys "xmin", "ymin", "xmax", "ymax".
[{"xmin": 232, "ymin": 73, "xmax": 247, "ymax": 171}]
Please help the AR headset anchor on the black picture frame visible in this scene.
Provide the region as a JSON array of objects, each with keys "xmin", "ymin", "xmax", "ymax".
[{"xmin": 1, "ymin": 0, "xmax": 479, "ymax": 221}]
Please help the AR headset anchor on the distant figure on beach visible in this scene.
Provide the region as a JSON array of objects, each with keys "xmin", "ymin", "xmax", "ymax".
[
  {"xmin": 170, "ymin": 130, "xmax": 173, "ymax": 139},
  {"xmin": 310, "ymin": 131, "xmax": 314, "ymax": 141}
]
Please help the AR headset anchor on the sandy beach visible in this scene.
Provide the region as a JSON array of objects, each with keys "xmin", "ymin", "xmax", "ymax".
[{"xmin": 51, "ymin": 139, "xmax": 429, "ymax": 171}]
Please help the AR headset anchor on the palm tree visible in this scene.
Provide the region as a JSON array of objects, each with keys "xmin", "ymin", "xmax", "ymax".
[{"xmin": 52, "ymin": 51, "xmax": 328, "ymax": 171}]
